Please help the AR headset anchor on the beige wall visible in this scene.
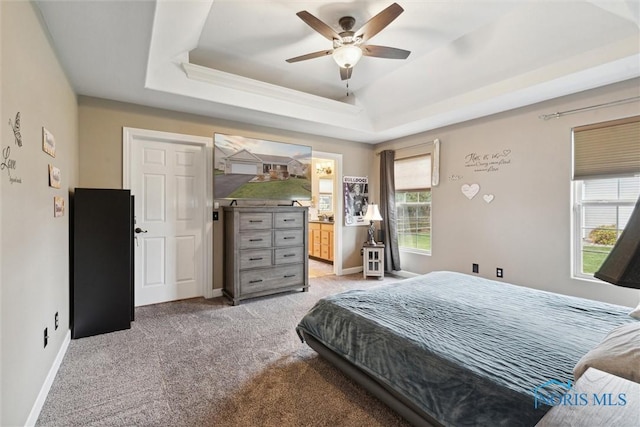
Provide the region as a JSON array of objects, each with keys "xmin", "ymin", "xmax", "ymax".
[
  {"xmin": 78, "ymin": 96, "xmax": 374, "ymax": 288},
  {"xmin": 1, "ymin": 2, "xmax": 79, "ymax": 425},
  {"xmin": 374, "ymin": 78, "xmax": 640, "ymax": 307}
]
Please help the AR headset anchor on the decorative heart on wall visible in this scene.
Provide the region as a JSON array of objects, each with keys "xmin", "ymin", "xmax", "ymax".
[
  {"xmin": 461, "ymin": 183, "xmax": 480, "ymax": 200},
  {"xmin": 483, "ymin": 194, "xmax": 495, "ymax": 203}
]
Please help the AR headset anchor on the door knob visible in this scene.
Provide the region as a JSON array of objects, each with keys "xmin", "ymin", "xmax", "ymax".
[{"xmin": 134, "ymin": 227, "xmax": 148, "ymax": 234}]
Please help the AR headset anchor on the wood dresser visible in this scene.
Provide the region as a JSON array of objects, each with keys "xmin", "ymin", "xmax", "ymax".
[{"xmin": 223, "ymin": 206, "xmax": 309, "ymax": 305}]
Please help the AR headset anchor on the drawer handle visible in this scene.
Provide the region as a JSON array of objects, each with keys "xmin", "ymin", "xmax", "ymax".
[
  {"xmin": 249, "ymin": 238, "xmax": 263, "ymax": 242},
  {"xmin": 284, "ymin": 274, "xmax": 296, "ymax": 278},
  {"xmin": 249, "ymin": 279, "xmax": 263, "ymax": 284},
  {"xmin": 249, "ymin": 220, "xmax": 263, "ymax": 223},
  {"xmin": 283, "ymin": 254, "xmax": 296, "ymax": 258},
  {"xmin": 283, "ymin": 218, "xmax": 295, "ymax": 222},
  {"xmin": 284, "ymin": 236, "xmax": 296, "ymax": 240},
  {"xmin": 249, "ymin": 257, "xmax": 263, "ymax": 261}
]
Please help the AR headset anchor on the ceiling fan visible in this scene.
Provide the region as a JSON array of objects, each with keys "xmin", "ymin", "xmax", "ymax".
[{"xmin": 286, "ymin": 2, "xmax": 411, "ymax": 81}]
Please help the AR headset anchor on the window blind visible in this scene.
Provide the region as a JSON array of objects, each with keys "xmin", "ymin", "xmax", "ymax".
[
  {"xmin": 395, "ymin": 155, "xmax": 431, "ymax": 190},
  {"xmin": 573, "ymin": 116, "xmax": 640, "ymax": 180}
]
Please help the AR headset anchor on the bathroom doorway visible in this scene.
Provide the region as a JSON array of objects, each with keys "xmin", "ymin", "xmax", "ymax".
[{"xmin": 309, "ymin": 152, "xmax": 342, "ymax": 277}]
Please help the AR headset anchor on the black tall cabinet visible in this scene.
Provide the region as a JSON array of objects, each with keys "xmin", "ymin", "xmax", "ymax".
[{"xmin": 71, "ymin": 188, "xmax": 134, "ymax": 339}]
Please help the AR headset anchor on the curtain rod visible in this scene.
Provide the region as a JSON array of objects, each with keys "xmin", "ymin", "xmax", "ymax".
[
  {"xmin": 375, "ymin": 139, "xmax": 438, "ymax": 156},
  {"xmin": 539, "ymin": 96, "xmax": 640, "ymax": 120}
]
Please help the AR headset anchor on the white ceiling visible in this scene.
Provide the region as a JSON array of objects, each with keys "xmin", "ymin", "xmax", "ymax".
[{"xmin": 35, "ymin": 0, "xmax": 640, "ymax": 143}]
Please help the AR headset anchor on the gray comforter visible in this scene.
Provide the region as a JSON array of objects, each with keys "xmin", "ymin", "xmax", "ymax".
[{"xmin": 296, "ymin": 271, "xmax": 636, "ymax": 426}]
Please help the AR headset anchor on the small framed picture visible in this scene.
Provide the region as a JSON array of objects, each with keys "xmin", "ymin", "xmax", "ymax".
[
  {"xmin": 42, "ymin": 127, "xmax": 56, "ymax": 157},
  {"xmin": 54, "ymin": 196, "xmax": 65, "ymax": 217},
  {"xmin": 48, "ymin": 164, "xmax": 61, "ymax": 189},
  {"xmin": 318, "ymin": 194, "xmax": 332, "ymax": 212}
]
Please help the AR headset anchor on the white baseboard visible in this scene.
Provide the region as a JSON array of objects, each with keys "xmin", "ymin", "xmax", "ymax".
[
  {"xmin": 340, "ymin": 266, "xmax": 363, "ymax": 275},
  {"xmin": 210, "ymin": 288, "xmax": 223, "ymax": 298},
  {"xmin": 25, "ymin": 330, "xmax": 70, "ymax": 427}
]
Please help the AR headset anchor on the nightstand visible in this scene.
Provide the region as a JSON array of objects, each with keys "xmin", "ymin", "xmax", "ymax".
[
  {"xmin": 535, "ymin": 368, "xmax": 640, "ymax": 426},
  {"xmin": 363, "ymin": 243, "xmax": 385, "ymax": 279}
]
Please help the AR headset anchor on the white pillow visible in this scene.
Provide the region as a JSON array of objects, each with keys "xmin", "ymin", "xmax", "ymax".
[
  {"xmin": 629, "ymin": 302, "xmax": 640, "ymax": 320},
  {"xmin": 573, "ymin": 322, "xmax": 640, "ymax": 383}
]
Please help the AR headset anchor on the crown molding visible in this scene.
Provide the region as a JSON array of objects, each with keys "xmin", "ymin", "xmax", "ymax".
[{"xmin": 182, "ymin": 62, "xmax": 364, "ymax": 115}]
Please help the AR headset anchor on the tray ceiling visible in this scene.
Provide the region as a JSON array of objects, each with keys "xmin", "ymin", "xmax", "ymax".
[{"xmin": 35, "ymin": 0, "xmax": 640, "ymax": 143}]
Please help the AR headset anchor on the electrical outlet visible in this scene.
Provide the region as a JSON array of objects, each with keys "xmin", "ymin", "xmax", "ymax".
[
  {"xmin": 44, "ymin": 328, "xmax": 49, "ymax": 348},
  {"xmin": 55, "ymin": 312, "xmax": 59, "ymax": 330},
  {"xmin": 496, "ymin": 268, "xmax": 503, "ymax": 278},
  {"xmin": 472, "ymin": 263, "xmax": 479, "ymax": 273}
]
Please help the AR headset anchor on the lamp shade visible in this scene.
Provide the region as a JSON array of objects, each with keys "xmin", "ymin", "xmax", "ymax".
[
  {"xmin": 594, "ymin": 196, "xmax": 640, "ymax": 289},
  {"xmin": 363, "ymin": 204, "xmax": 383, "ymax": 222},
  {"xmin": 332, "ymin": 45, "xmax": 362, "ymax": 69}
]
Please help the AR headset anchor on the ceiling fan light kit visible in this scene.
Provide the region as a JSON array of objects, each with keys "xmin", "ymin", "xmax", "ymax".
[
  {"xmin": 287, "ymin": 2, "xmax": 410, "ymax": 82},
  {"xmin": 332, "ymin": 45, "xmax": 363, "ymax": 69}
]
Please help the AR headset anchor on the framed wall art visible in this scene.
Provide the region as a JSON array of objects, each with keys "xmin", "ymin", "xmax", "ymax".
[
  {"xmin": 48, "ymin": 164, "xmax": 61, "ymax": 189},
  {"xmin": 54, "ymin": 196, "xmax": 65, "ymax": 217},
  {"xmin": 43, "ymin": 127, "xmax": 56, "ymax": 157},
  {"xmin": 343, "ymin": 176, "xmax": 368, "ymax": 226}
]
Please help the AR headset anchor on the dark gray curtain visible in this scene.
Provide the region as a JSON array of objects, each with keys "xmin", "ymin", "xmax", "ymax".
[{"xmin": 380, "ymin": 150, "xmax": 401, "ymax": 272}]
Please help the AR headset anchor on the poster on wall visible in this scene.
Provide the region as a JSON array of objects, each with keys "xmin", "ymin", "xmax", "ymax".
[{"xmin": 343, "ymin": 176, "xmax": 368, "ymax": 226}]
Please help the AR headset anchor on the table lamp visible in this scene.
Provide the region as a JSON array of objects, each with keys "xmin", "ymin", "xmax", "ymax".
[{"xmin": 363, "ymin": 204, "xmax": 383, "ymax": 245}]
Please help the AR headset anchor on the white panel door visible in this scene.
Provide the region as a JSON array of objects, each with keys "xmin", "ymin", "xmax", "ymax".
[{"xmin": 131, "ymin": 139, "xmax": 205, "ymax": 306}]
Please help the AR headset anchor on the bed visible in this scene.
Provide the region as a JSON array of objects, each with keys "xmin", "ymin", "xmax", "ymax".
[{"xmin": 296, "ymin": 271, "xmax": 638, "ymax": 426}]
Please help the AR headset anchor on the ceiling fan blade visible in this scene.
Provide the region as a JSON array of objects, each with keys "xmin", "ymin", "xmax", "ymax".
[
  {"xmin": 362, "ymin": 45, "xmax": 410, "ymax": 60},
  {"xmin": 356, "ymin": 3, "xmax": 404, "ymax": 42},
  {"xmin": 296, "ymin": 11, "xmax": 340, "ymax": 42},
  {"xmin": 340, "ymin": 67, "xmax": 353, "ymax": 81},
  {"xmin": 286, "ymin": 49, "xmax": 333, "ymax": 63}
]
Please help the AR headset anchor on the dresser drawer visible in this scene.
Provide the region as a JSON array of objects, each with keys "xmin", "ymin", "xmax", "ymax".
[
  {"xmin": 274, "ymin": 211, "xmax": 305, "ymax": 228},
  {"xmin": 274, "ymin": 229, "xmax": 303, "ymax": 247},
  {"xmin": 238, "ymin": 231, "xmax": 272, "ymax": 249},
  {"xmin": 239, "ymin": 249, "xmax": 272, "ymax": 270},
  {"xmin": 274, "ymin": 246, "xmax": 303, "ymax": 265},
  {"xmin": 239, "ymin": 265, "xmax": 304, "ymax": 294},
  {"xmin": 239, "ymin": 213, "xmax": 272, "ymax": 230}
]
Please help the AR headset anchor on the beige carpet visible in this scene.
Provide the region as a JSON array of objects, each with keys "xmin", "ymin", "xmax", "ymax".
[
  {"xmin": 36, "ymin": 273, "xmax": 414, "ymax": 427},
  {"xmin": 309, "ymin": 258, "xmax": 334, "ymax": 278}
]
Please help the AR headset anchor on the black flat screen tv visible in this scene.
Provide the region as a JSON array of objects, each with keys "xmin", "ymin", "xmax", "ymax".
[{"xmin": 214, "ymin": 133, "xmax": 312, "ymax": 202}]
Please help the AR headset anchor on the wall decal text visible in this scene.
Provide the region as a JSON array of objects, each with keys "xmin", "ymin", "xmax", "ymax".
[{"xmin": 465, "ymin": 149, "xmax": 512, "ymax": 173}]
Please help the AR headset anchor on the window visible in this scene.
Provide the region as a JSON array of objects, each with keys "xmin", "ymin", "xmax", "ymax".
[
  {"xmin": 572, "ymin": 116, "xmax": 640, "ymax": 280},
  {"xmin": 574, "ymin": 177, "xmax": 640, "ymax": 278},
  {"xmin": 394, "ymin": 155, "xmax": 431, "ymax": 253}
]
